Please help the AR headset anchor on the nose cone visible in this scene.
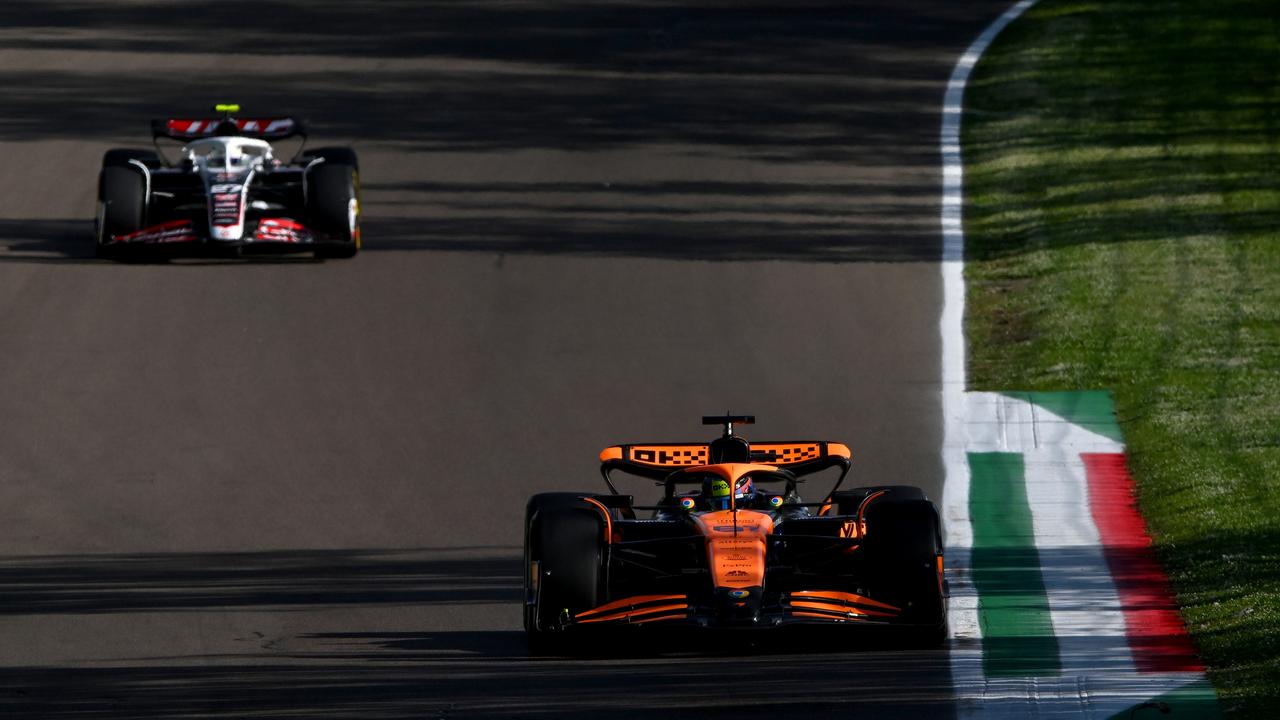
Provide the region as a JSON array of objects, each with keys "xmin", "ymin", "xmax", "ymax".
[
  {"xmin": 713, "ymin": 586, "xmax": 764, "ymax": 625},
  {"xmin": 210, "ymin": 224, "xmax": 243, "ymax": 240}
]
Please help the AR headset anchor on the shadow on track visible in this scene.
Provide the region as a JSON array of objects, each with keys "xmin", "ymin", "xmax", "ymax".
[
  {"xmin": 0, "ymin": 631, "xmax": 955, "ymax": 720},
  {"xmin": 0, "ymin": 0, "xmax": 1024, "ymax": 265},
  {"xmin": 0, "ymin": 1, "xmax": 979, "ymax": 150},
  {"xmin": 7, "ymin": 540, "xmax": 1239, "ymax": 718},
  {"xmin": 0, "ymin": 546, "xmax": 956, "ymax": 719},
  {"xmin": 0, "ymin": 645, "xmax": 955, "ymax": 719},
  {"xmin": 0, "ymin": 548, "xmax": 521, "ymax": 614}
]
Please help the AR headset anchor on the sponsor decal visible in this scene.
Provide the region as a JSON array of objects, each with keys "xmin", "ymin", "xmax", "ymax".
[
  {"xmin": 208, "ymin": 182, "xmax": 244, "ymax": 228},
  {"xmin": 254, "ymin": 218, "xmax": 314, "ymax": 244},
  {"xmin": 679, "ymin": 498, "xmax": 696, "ymax": 510},
  {"xmin": 630, "ymin": 446, "xmax": 709, "ymax": 466},
  {"xmin": 114, "ymin": 220, "xmax": 198, "ymax": 244},
  {"xmin": 727, "ymin": 590, "xmax": 750, "ymax": 599},
  {"xmin": 166, "ymin": 118, "xmax": 295, "ymax": 137}
]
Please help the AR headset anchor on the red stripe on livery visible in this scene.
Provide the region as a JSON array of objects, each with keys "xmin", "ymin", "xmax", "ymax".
[
  {"xmin": 166, "ymin": 118, "xmax": 295, "ymax": 136},
  {"xmin": 1083, "ymin": 453, "xmax": 1203, "ymax": 673},
  {"xmin": 114, "ymin": 220, "xmax": 199, "ymax": 244},
  {"xmin": 254, "ymin": 218, "xmax": 313, "ymax": 244}
]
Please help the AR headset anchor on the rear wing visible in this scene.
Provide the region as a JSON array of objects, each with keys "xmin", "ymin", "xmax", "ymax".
[
  {"xmin": 151, "ymin": 116, "xmax": 307, "ymax": 141},
  {"xmin": 600, "ymin": 441, "xmax": 852, "ymax": 481}
]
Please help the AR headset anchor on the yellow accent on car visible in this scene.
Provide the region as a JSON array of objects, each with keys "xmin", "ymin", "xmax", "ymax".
[{"xmin": 214, "ymin": 103, "xmax": 240, "ymax": 113}]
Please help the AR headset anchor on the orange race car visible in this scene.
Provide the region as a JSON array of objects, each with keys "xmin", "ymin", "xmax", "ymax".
[{"xmin": 523, "ymin": 415, "xmax": 947, "ymax": 652}]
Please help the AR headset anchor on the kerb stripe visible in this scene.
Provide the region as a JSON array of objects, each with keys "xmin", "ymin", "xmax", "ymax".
[
  {"xmin": 969, "ymin": 451, "xmax": 1060, "ymax": 677},
  {"xmin": 1083, "ymin": 453, "xmax": 1203, "ymax": 673}
]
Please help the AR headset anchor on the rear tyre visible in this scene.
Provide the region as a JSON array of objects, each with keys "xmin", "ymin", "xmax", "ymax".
[
  {"xmin": 307, "ymin": 163, "xmax": 360, "ymax": 258},
  {"xmin": 97, "ymin": 166, "xmax": 146, "ymax": 259},
  {"xmin": 525, "ymin": 505, "xmax": 603, "ymax": 654},
  {"xmin": 862, "ymin": 498, "xmax": 947, "ymax": 646}
]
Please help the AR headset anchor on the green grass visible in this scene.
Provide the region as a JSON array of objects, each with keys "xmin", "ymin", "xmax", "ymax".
[{"xmin": 962, "ymin": 1, "xmax": 1280, "ymax": 716}]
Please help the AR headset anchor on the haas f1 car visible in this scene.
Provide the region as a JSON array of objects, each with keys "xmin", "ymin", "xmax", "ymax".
[
  {"xmin": 95, "ymin": 104, "xmax": 360, "ymax": 259},
  {"xmin": 524, "ymin": 415, "xmax": 948, "ymax": 651}
]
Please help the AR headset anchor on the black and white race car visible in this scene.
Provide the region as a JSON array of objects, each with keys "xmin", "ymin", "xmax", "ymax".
[{"xmin": 95, "ymin": 104, "xmax": 360, "ymax": 259}]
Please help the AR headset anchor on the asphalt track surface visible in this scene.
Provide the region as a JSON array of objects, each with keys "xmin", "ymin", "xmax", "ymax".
[{"xmin": 0, "ymin": 2, "xmax": 1010, "ymax": 717}]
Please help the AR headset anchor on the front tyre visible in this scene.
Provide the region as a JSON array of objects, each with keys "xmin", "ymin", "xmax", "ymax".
[
  {"xmin": 307, "ymin": 163, "xmax": 360, "ymax": 259},
  {"xmin": 863, "ymin": 498, "xmax": 947, "ymax": 646},
  {"xmin": 97, "ymin": 166, "xmax": 146, "ymax": 259},
  {"xmin": 525, "ymin": 506, "xmax": 603, "ymax": 654}
]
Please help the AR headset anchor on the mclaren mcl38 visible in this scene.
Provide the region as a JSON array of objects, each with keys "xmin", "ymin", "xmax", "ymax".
[
  {"xmin": 94, "ymin": 104, "xmax": 360, "ymax": 259},
  {"xmin": 524, "ymin": 415, "xmax": 948, "ymax": 652}
]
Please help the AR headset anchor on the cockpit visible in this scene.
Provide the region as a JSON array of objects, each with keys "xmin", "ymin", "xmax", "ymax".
[
  {"xmin": 662, "ymin": 464, "xmax": 804, "ymax": 517},
  {"xmin": 182, "ymin": 137, "xmax": 274, "ymax": 175}
]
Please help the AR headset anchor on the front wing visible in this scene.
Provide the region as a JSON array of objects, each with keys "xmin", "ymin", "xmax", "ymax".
[
  {"xmin": 100, "ymin": 216, "xmax": 355, "ymax": 256},
  {"xmin": 545, "ymin": 526, "xmax": 944, "ymax": 633},
  {"xmin": 567, "ymin": 588, "xmax": 907, "ymax": 629}
]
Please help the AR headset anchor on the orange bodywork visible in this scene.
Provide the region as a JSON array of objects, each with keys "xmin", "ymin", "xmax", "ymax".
[
  {"xmin": 599, "ymin": 442, "xmax": 852, "ymax": 470},
  {"xmin": 826, "ymin": 442, "xmax": 852, "ymax": 460},
  {"xmin": 750, "ymin": 442, "xmax": 822, "ymax": 463},
  {"xmin": 581, "ymin": 497, "xmax": 614, "ymax": 544},
  {"xmin": 788, "ymin": 590, "xmax": 900, "ymax": 619},
  {"xmin": 791, "ymin": 590, "xmax": 900, "ymax": 611},
  {"xmin": 576, "ymin": 603, "xmax": 689, "ymax": 624},
  {"xmin": 599, "ymin": 444, "xmax": 709, "ymax": 468},
  {"xmin": 790, "ymin": 601, "xmax": 897, "ymax": 619},
  {"xmin": 632, "ymin": 613, "xmax": 688, "ymax": 624},
  {"xmin": 692, "ymin": 507, "xmax": 774, "ymax": 590},
  {"xmin": 574, "ymin": 594, "xmax": 690, "ymax": 624}
]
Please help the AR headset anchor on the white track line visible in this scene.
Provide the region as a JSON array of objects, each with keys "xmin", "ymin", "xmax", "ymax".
[
  {"xmin": 938, "ymin": 1, "xmax": 1040, "ymax": 718},
  {"xmin": 941, "ymin": 0, "xmax": 1041, "ymax": 546},
  {"xmin": 940, "ymin": 0, "xmax": 1040, "ymax": 614},
  {"xmin": 938, "ymin": 3, "xmax": 1219, "ymax": 717}
]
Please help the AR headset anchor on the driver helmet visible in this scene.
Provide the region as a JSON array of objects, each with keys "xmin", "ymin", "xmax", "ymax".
[{"xmin": 707, "ymin": 475, "xmax": 756, "ymax": 510}]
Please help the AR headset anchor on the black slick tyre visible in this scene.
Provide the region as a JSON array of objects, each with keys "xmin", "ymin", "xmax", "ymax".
[
  {"xmin": 862, "ymin": 498, "xmax": 947, "ymax": 646},
  {"xmin": 307, "ymin": 163, "xmax": 360, "ymax": 258},
  {"xmin": 525, "ymin": 506, "xmax": 602, "ymax": 654},
  {"xmin": 97, "ymin": 166, "xmax": 146, "ymax": 259}
]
